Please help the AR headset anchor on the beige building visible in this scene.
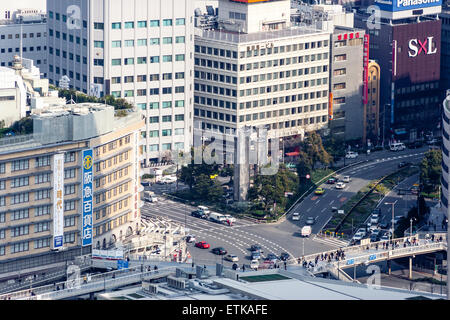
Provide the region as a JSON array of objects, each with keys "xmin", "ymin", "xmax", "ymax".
[
  {"xmin": 363, "ymin": 60, "xmax": 380, "ymax": 144},
  {"xmin": 0, "ymin": 103, "xmax": 144, "ymax": 274}
]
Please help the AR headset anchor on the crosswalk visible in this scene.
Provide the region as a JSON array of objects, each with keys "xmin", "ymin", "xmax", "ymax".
[{"xmin": 312, "ymin": 235, "xmax": 349, "ymax": 248}]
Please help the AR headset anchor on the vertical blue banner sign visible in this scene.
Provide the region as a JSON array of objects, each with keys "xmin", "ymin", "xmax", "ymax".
[{"xmin": 82, "ymin": 149, "xmax": 93, "ymax": 247}]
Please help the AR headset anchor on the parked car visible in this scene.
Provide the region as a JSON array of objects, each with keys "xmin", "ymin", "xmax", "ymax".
[
  {"xmin": 370, "ymin": 233, "xmax": 380, "ymax": 242},
  {"xmin": 195, "ymin": 241, "xmax": 210, "ymax": 249},
  {"xmin": 212, "ymin": 247, "xmax": 227, "ymax": 255},
  {"xmin": 191, "ymin": 210, "xmax": 207, "ymax": 219},
  {"xmin": 335, "ymin": 182, "xmax": 346, "ymax": 189},
  {"xmin": 292, "ymin": 212, "xmax": 300, "ymax": 221},
  {"xmin": 371, "ymin": 229, "xmax": 382, "ymax": 237},
  {"xmin": 407, "ymin": 141, "xmax": 423, "ymax": 149},
  {"xmin": 315, "ymin": 188, "xmax": 325, "ymax": 195},
  {"xmin": 345, "ymin": 151, "xmax": 358, "ymax": 159},
  {"xmin": 305, "ymin": 216, "xmax": 316, "ymax": 225},
  {"xmin": 370, "ymin": 216, "xmax": 379, "ymax": 224},
  {"xmin": 356, "ymin": 228, "xmax": 367, "ymax": 237},
  {"xmin": 379, "ymin": 221, "xmax": 389, "ymax": 229},
  {"xmin": 223, "ymin": 214, "xmax": 236, "ymax": 223},
  {"xmin": 224, "ymin": 254, "xmax": 239, "ymax": 262},
  {"xmin": 352, "ymin": 233, "xmax": 364, "ymax": 241}
]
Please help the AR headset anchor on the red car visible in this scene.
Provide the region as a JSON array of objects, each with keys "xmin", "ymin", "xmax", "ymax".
[{"xmin": 195, "ymin": 241, "xmax": 210, "ymax": 249}]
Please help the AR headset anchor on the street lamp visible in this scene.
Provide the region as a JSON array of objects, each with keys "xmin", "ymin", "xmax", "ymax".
[
  {"xmin": 385, "ymin": 200, "xmax": 398, "ymax": 245},
  {"xmin": 410, "ymin": 218, "xmax": 416, "ymax": 237}
]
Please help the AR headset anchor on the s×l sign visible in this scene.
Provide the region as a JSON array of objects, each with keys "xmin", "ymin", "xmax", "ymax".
[{"xmin": 408, "ymin": 37, "xmax": 437, "ymax": 57}]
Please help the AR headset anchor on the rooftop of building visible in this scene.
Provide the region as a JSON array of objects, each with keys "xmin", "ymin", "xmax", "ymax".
[
  {"xmin": 195, "ymin": 24, "xmax": 328, "ymax": 44},
  {"xmin": 96, "ymin": 265, "xmax": 443, "ymax": 301},
  {"xmin": 0, "ymin": 8, "xmax": 46, "ymax": 26},
  {"xmin": 0, "ymin": 104, "xmax": 142, "ymax": 155}
]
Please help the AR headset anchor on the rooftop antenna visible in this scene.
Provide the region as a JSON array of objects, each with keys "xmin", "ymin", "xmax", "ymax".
[{"xmin": 20, "ymin": 23, "xmax": 23, "ymax": 62}]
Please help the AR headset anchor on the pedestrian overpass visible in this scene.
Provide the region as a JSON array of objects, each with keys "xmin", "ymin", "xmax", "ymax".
[{"xmin": 288, "ymin": 233, "xmax": 447, "ymax": 282}]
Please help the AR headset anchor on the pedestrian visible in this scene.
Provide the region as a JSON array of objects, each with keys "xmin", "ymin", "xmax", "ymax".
[
  {"xmin": 192, "ymin": 261, "xmax": 195, "ymax": 268},
  {"xmin": 284, "ymin": 261, "xmax": 287, "ymax": 270},
  {"xmin": 242, "ymin": 265, "xmax": 245, "ymax": 272},
  {"xmin": 321, "ymin": 253, "xmax": 324, "ymax": 261},
  {"xmin": 56, "ymin": 285, "xmax": 60, "ymax": 291},
  {"xmin": 431, "ymin": 234, "xmax": 435, "ymax": 242},
  {"xmin": 375, "ymin": 244, "xmax": 378, "ymax": 250}
]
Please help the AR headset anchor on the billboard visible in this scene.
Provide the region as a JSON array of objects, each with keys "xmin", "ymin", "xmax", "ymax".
[
  {"xmin": 363, "ymin": 34, "xmax": 370, "ymax": 105},
  {"xmin": 376, "ymin": 0, "xmax": 442, "ymax": 11},
  {"xmin": 52, "ymin": 153, "xmax": 65, "ymax": 250},
  {"xmin": 392, "ymin": 19, "xmax": 441, "ymax": 83},
  {"xmin": 81, "ymin": 149, "xmax": 94, "ymax": 247}
]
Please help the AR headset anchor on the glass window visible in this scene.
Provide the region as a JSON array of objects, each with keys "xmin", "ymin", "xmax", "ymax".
[
  {"xmin": 112, "ymin": 22, "xmax": 121, "ymax": 29},
  {"xmin": 124, "ymin": 22, "xmax": 134, "ymax": 29},
  {"xmin": 176, "ymin": 18, "xmax": 185, "ymax": 25},
  {"xmin": 112, "ymin": 40, "xmax": 121, "ymax": 47},
  {"xmin": 163, "ymin": 19, "xmax": 172, "ymax": 26},
  {"xmin": 138, "ymin": 21, "xmax": 147, "ymax": 28},
  {"xmin": 150, "ymin": 20, "xmax": 160, "ymax": 27}
]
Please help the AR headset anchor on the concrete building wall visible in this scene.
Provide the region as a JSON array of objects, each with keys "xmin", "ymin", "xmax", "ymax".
[
  {"xmin": 47, "ymin": 0, "xmax": 194, "ymax": 164},
  {"xmin": 440, "ymin": 10, "xmax": 450, "ymax": 93}
]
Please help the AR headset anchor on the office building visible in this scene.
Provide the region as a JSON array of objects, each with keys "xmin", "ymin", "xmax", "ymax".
[
  {"xmin": 194, "ymin": 0, "xmax": 331, "ymax": 142},
  {"xmin": 355, "ymin": 1, "xmax": 442, "ymax": 143},
  {"xmin": 440, "ymin": 4, "xmax": 450, "ymax": 93},
  {"xmin": 0, "ymin": 103, "xmax": 144, "ymax": 274},
  {"xmin": 363, "ymin": 60, "xmax": 381, "ymax": 144},
  {"xmin": 46, "ymin": 0, "xmax": 194, "ymax": 164},
  {"xmin": 0, "ymin": 8, "xmax": 48, "ymax": 75}
]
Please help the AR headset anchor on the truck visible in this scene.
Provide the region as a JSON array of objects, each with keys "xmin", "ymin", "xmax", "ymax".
[
  {"xmin": 144, "ymin": 191, "xmax": 157, "ymax": 203},
  {"xmin": 301, "ymin": 226, "xmax": 312, "ymax": 237},
  {"xmin": 209, "ymin": 212, "xmax": 227, "ymax": 223}
]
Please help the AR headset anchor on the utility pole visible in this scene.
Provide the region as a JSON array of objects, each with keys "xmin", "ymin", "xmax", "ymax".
[{"xmin": 385, "ymin": 200, "xmax": 398, "ymax": 244}]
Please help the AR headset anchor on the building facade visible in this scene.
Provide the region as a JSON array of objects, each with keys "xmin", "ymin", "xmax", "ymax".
[
  {"xmin": 440, "ymin": 7, "xmax": 450, "ymax": 94},
  {"xmin": 194, "ymin": 0, "xmax": 331, "ymax": 142},
  {"xmin": 329, "ymin": 26, "xmax": 365, "ymax": 141},
  {"xmin": 0, "ymin": 9, "xmax": 48, "ymax": 76},
  {"xmin": 363, "ymin": 60, "xmax": 381, "ymax": 144},
  {"xmin": 46, "ymin": 0, "xmax": 194, "ymax": 164},
  {"xmin": 355, "ymin": 2, "xmax": 442, "ymax": 143},
  {"xmin": 0, "ymin": 104, "xmax": 144, "ymax": 274}
]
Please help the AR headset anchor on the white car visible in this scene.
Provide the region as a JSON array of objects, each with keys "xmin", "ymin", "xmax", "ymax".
[
  {"xmin": 356, "ymin": 228, "xmax": 366, "ymax": 237},
  {"xmin": 368, "ymin": 224, "xmax": 379, "ymax": 232},
  {"xmin": 345, "ymin": 151, "xmax": 358, "ymax": 159},
  {"xmin": 225, "ymin": 254, "xmax": 239, "ymax": 262},
  {"xmin": 250, "ymin": 259, "xmax": 259, "ymax": 270},
  {"xmin": 341, "ymin": 176, "xmax": 351, "ymax": 183},
  {"xmin": 185, "ymin": 235, "xmax": 196, "ymax": 243},
  {"xmin": 352, "ymin": 233, "xmax": 364, "ymax": 241},
  {"xmin": 335, "ymin": 182, "xmax": 346, "ymax": 189},
  {"xmin": 224, "ymin": 214, "xmax": 236, "ymax": 223},
  {"xmin": 292, "ymin": 212, "xmax": 300, "ymax": 221}
]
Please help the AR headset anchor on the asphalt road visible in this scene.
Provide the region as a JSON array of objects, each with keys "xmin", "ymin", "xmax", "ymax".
[{"xmin": 281, "ymin": 147, "xmax": 428, "ymax": 235}]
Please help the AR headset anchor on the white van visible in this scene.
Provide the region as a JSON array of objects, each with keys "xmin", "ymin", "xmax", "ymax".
[
  {"xmin": 301, "ymin": 226, "xmax": 312, "ymax": 237},
  {"xmin": 197, "ymin": 206, "xmax": 210, "ymax": 215},
  {"xmin": 390, "ymin": 142, "xmax": 406, "ymax": 151}
]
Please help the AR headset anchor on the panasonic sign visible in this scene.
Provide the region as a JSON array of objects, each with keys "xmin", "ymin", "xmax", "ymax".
[
  {"xmin": 397, "ymin": 0, "xmax": 440, "ymax": 7},
  {"xmin": 376, "ymin": 0, "xmax": 442, "ymax": 11},
  {"xmin": 408, "ymin": 37, "xmax": 437, "ymax": 57}
]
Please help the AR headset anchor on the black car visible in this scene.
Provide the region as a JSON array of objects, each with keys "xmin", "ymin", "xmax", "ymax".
[
  {"xmin": 379, "ymin": 221, "xmax": 389, "ymax": 229},
  {"xmin": 408, "ymin": 141, "xmax": 423, "ymax": 149},
  {"xmin": 265, "ymin": 253, "xmax": 279, "ymax": 263},
  {"xmin": 141, "ymin": 181, "xmax": 151, "ymax": 187},
  {"xmin": 280, "ymin": 252, "xmax": 290, "ymax": 261},
  {"xmin": 327, "ymin": 178, "xmax": 337, "ymax": 184},
  {"xmin": 251, "ymin": 251, "xmax": 261, "ymax": 260},
  {"xmin": 398, "ymin": 161, "xmax": 412, "ymax": 168},
  {"xmin": 212, "ymin": 247, "xmax": 227, "ymax": 255},
  {"xmin": 191, "ymin": 210, "xmax": 207, "ymax": 219},
  {"xmin": 370, "ymin": 234, "xmax": 380, "ymax": 242},
  {"xmin": 250, "ymin": 244, "xmax": 263, "ymax": 253},
  {"xmin": 371, "ymin": 208, "xmax": 381, "ymax": 215}
]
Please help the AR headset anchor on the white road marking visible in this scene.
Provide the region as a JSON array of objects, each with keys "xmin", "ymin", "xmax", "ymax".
[{"xmin": 321, "ymin": 208, "xmax": 327, "ymax": 213}]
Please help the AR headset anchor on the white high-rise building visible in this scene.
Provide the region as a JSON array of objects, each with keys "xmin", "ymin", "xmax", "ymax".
[
  {"xmin": 46, "ymin": 0, "xmax": 194, "ymax": 164},
  {"xmin": 194, "ymin": 0, "xmax": 331, "ymax": 141}
]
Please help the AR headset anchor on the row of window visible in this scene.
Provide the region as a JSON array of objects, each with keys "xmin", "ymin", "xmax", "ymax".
[
  {"xmin": 95, "ymin": 182, "xmax": 129, "ymax": 205},
  {"xmin": 0, "ymin": 32, "xmax": 45, "ymax": 40},
  {"xmin": 110, "ymin": 36, "xmax": 185, "ymax": 47},
  {"xmin": 144, "ymin": 115, "xmax": 185, "ymax": 124},
  {"xmin": 0, "ymin": 233, "xmax": 76, "ymax": 255},
  {"xmin": 238, "ymin": 78, "xmax": 328, "ymax": 98},
  {"xmin": 95, "ymin": 151, "xmax": 129, "ymax": 173},
  {"xmin": 111, "ymin": 86, "xmax": 185, "ymax": 98},
  {"xmin": 143, "ymin": 142, "xmax": 184, "ymax": 152},
  {"xmin": 95, "ymin": 135, "xmax": 131, "ymax": 158},
  {"xmin": 137, "ymin": 100, "xmax": 185, "ymax": 110},
  {"xmin": 95, "ymin": 212, "xmax": 129, "ymax": 237},
  {"xmin": 0, "ymin": 153, "xmax": 75, "ymax": 174},
  {"xmin": 95, "ymin": 167, "xmax": 130, "ymax": 189},
  {"xmin": 111, "ymin": 72, "xmax": 185, "ymax": 84},
  {"xmin": 95, "ymin": 198, "xmax": 129, "ymax": 220},
  {"xmin": 111, "ymin": 54, "xmax": 185, "ymax": 66},
  {"xmin": 0, "ymin": 206, "xmax": 51, "ymax": 223}
]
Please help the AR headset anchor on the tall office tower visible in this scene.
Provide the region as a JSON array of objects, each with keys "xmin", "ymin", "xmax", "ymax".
[
  {"xmin": 46, "ymin": 0, "xmax": 194, "ymax": 164},
  {"xmin": 441, "ymin": 92, "xmax": 450, "ymax": 298},
  {"xmin": 0, "ymin": 9, "xmax": 48, "ymax": 76},
  {"xmin": 355, "ymin": 1, "xmax": 442, "ymax": 144},
  {"xmin": 363, "ymin": 60, "xmax": 381, "ymax": 144},
  {"xmin": 194, "ymin": 0, "xmax": 331, "ymax": 145}
]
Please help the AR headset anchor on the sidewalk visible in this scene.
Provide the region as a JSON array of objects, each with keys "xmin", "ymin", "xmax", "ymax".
[{"xmin": 424, "ymin": 202, "xmax": 448, "ymax": 233}]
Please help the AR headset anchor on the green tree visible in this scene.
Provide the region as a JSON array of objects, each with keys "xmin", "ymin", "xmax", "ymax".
[
  {"xmin": 420, "ymin": 150, "xmax": 442, "ymax": 193},
  {"xmin": 303, "ymin": 132, "xmax": 333, "ymax": 169}
]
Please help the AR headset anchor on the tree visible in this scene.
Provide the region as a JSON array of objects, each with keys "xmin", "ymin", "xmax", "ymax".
[
  {"xmin": 420, "ymin": 150, "xmax": 442, "ymax": 193},
  {"xmin": 303, "ymin": 132, "xmax": 333, "ymax": 169}
]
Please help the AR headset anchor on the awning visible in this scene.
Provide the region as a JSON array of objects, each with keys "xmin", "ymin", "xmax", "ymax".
[{"xmin": 285, "ymin": 151, "xmax": 300, "ymax": 157}]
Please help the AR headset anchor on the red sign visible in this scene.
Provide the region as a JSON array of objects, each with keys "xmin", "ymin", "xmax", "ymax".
[{"xmin": 363, "ymin": 34, "xmax": 370, "ymax": 105}]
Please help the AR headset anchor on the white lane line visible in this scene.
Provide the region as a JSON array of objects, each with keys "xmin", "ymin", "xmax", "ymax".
[
  {"xmin": 307, "ymin": 207, "xmax": 312, "ymax": 212},
  {"xmin": 315, "ymin": 200, "xmax": 320, "ymax": 204},
  {"xmin": 321, "ymin": 208, "xmax": 327, "ymax": 213},
  {"xmin": 329, "ymin": 200, "xmax": 334, "ymax": 205}
]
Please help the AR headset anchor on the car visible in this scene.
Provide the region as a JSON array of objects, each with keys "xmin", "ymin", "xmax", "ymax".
[
  {"xmin": 371, "ymin": 213, "xmax": 380, "ymax": 219},
  {"xmin": 393, "ymin": 216, "xmax": 404, "ymax": 224},
  {"xmin": 224, "ymin": 254, "xmax": 239, "ymax": 262},
  {"xmin": 280, "ymin": 252, "xmax": 290, "ymax": 261},
  {"xmin": 370, "ymin": 216, "xmax": 379, "ymax": 224},
  {"xmin": 368, "ymin": 224, "xmax": 379, "ymax": 232},
  {"xmin": 379, "ymin": 221, "xmax": 389, "ymax": 229},
  {"xmin": 327, "ymin": 178, "xmax": 337, "ymax": 184},
  {"xmin": 410, "ymin": 186, "xmax": 419, "ymax": 195},
  {"xmin": 292, "ymin": 212, "xmax": 300, "ymax": 221},
  {"xmin": 305, "ymin": 216, "xmax": 316, "ymax": 225},
  {"xmin": 250, "ymin": 244, "xmax": 263, "ymax": 253},
  {"xmin": 372, "ymin": 208, "xmax": 381, "ymax": 215},
  {"xmin": 250, "ymin": 260, "xmax": 259, "ymax": 270},
  {"xmin": 380, "ymin": 233, "xmax": 390, "ymax": 241},
  {"xmin": 141, "ymin": 180, "xmax": 151, "ymax": 187},
  {"xmin": 398, "ymin": 161, "xmax": 412, "ymax": 168},
  {"xmin": 195, "ymin": 241, "xmax": 210, "ymax": 249},
  {"xmin": 191, "ymin": 210, "xmax": 208, "ymax": 219},
  {"xmin": 335, "ymin": 182, "xmax": 346, "ymax": 189},
  {"xmin": 265, "ymin": 253, "xmax": 279, "ymax": 263},
  {"xmin": 370, "ymin": 234, "xmax": 380, "ymax": 242},
  {"xmin": 185, "ymin": 235, "xmax": 196, "ymax": 243},
  {"xmin": 345, "ymin": 151, "xmax": 358, "ymax": 159},
  {"xmin": 314, "ymin": 188, "xmax": 325, "ymax": 195},
  {"xmin": 408, "ymin": 141, "xmax": 423, "ymax": 149},
  {"xmin": 356, "ymin": 228, "xmax": 366, "ymax": 237},
  {"xmin": 341, "ymin": 176, "xmax": 351, "ymax": 183},
  {"xmin": 223, "ymin": 214, "xmax": 236, "ymax": 223},
  {"xmin": 352, "ymin": 233, "xmax": 364, "ymax": 241},
  {"xmin": 212, "ymin": 247, "xmax": 227, "ymax": 255},
  {"xmin": 427, "ymin": 138, "xmax": 438, "ymax": 145},
  {"xmin": 251, "ymin": 251, "xmax": 261, "ymax": 260},
  {"xmin": 331, "ymin": 206, "xmax": 338, "ymax": 212},
  {"xmin": 371, "ymin": 229, "xmax": 382, "ymax": 236}
]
